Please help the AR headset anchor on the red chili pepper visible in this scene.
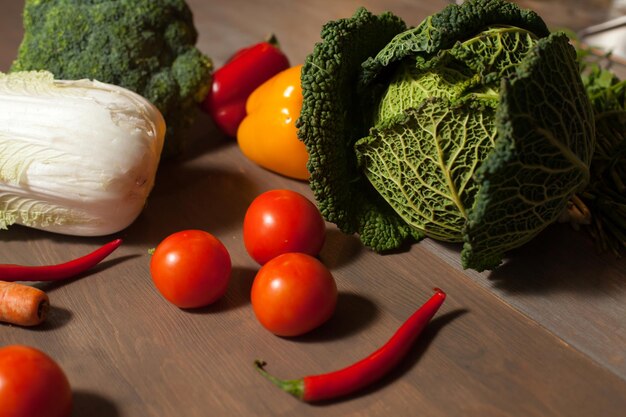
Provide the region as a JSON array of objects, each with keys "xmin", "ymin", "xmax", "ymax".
[
  {"xmin": 203, "ymin": 35, "xmax": 290, "ymax": 137},
  {"xmin": 255, "ymin": 288, "xmax": 446, "ymax": 402},
  {"xmin": 0, "ymin": 239, "xmax": 122, "ymax": 282}
]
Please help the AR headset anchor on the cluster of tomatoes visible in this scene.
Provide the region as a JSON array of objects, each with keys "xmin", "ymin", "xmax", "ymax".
[
  {"xmin": 0, "ymin": 189, "xmax": 333, "ymax": 417},
  {"xmin": 149, "ymin": 189, "xmax": 337, "ymax": 337}
]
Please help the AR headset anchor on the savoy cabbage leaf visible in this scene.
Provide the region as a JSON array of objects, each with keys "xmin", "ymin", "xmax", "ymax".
[
  {"xmin": 296, "ymin": 7, "xmax": 420, "ymax": 250},
  {"xmin": 356, "ymin": 97, "xmax": 497, "ymax": 243},
  {"xmin": 463, "ymin": 33, "xmax": 594, "ymax": 270}
]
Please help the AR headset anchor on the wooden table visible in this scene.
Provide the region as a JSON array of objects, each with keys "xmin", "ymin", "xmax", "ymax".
[{"xmin": 1, "ymin": 1, "xmax": 625, "ymax": 416}]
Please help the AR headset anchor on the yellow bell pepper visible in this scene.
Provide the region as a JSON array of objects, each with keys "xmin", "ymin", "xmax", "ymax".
[{"xmin": 237, "ymin": 65, "xmax": 309, "ymax": 180}]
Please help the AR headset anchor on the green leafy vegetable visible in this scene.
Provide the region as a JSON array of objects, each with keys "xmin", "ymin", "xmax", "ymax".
[
  {"xmin": 297, "ymin": 7, "xmax": 414, "ymax": 251},
  {"xmin": 576, "ymin": 47, "xmax": 626, "ymax": 255},
  {"xmin": 11, "ymin": 0, "xmax": 212, "ymax": 159},
  {"xmin": 298, "ymin": 0, "xmax": 599, "ymax": 271}
]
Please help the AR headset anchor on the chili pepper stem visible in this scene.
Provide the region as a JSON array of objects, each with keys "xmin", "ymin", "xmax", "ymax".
[{"xmin": 254, "ymin": 360, "xmax": 305, "ymax": 399}]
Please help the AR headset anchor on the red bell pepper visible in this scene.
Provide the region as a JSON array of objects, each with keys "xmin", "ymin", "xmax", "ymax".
[{"xmin": 204, "ymin": 35, "xmax": 290, "ymax": 137}]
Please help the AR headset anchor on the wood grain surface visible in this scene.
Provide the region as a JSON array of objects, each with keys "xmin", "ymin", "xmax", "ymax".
[{"xmin": 1, "ymin": 1, "xmax": 625, "ymax": 416}]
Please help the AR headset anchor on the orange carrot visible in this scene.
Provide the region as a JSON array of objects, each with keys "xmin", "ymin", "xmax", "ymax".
[{"xmin": 0, "ymin": 281, "xmax": 49, "ymax": 326}]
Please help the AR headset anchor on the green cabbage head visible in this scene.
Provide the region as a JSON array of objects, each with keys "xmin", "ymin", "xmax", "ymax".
[{"xmin": 297, "ymin": 0, "xmax": 595, "ymax": 271}]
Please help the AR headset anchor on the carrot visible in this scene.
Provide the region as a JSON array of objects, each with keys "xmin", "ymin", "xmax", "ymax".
[{"xmin": 0, "ymin": 281, "xmax": 50, "ymax": 326}]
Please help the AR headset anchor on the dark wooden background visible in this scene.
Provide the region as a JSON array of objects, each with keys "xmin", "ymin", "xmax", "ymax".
[{"xmin": 1, "ymin": 1, "xmax": 625, "ymax": 416}]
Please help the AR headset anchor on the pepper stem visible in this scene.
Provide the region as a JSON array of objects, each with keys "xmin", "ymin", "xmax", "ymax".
[
  {"xmin": 254, "ymin": 360, "xmax": 305, "ymax": 399},
  {"xmin": 265, "ymin": 33, "xmax": 280, "ymax": 48}
]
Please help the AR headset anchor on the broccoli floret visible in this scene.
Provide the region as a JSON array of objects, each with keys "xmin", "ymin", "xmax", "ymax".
[{"xmin": 12, "ymin": 0, "xmax": 213, "ymax": 158}]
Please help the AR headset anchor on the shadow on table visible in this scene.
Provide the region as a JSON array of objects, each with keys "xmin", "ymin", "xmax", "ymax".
[
  {"xmin": 182, "ymin": 266, "xmax": 257, "ymax": 315},
  {"xmin": 487, "ymin": 224, "xmax": 626, "ymax": 295},
  {"xmin": 320, "ymin": 229, "xmax": 367, "ymax": 270},
  {"xmin": 290, "ymin": 292, "xmax": 380, "ymax": 343},
  {"xmin": 72, "ymin": 390, "xmax": 120, "ymax": 417},
  {"xmin": 33, "ymin": 305, "xmax": 73, "ymax": 331},
  {"xmin": 125, "ymin": 164, "xmax": 260, "ymax": 246}
]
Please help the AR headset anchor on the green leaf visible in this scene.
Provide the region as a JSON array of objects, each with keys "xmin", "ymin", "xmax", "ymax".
[
  {"xmin": 356, "ymin": 97, "xmax": 497, "ymax": 242},
  {"xmin": 577, "ymin": 48, "xmax": 626, "ymax": 254},
  {"xmin": 360, "ymin": 0, "xmax": 549, "ymax": 88},
  {"xmin": 462, "ymin": 33, "xmax": 595, "ymax": 271},
  {"xmin": 297, "ymin": 7, "xmax": 418, "ymax": 250}
]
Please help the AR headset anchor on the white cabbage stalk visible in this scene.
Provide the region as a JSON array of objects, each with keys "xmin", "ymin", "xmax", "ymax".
[{"xmin": 0, "ymin": 71, "xmax": 165, "ymax": 236}]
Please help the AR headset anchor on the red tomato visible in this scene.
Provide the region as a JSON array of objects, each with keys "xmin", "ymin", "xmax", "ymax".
[
  {"xmin": 251, "ymin": 253, "xmax": 337, "ymax": 336},
  {"xmin": 150, "ymin": 230, "xmax": 232, "ymax": 308},
  {"xmin": 243, "ymin": 189, "xmax": 326, "ymax": 265},
  {"xmin": 0, "ymin": 345, "xmax": 72, "ymax": 417}
]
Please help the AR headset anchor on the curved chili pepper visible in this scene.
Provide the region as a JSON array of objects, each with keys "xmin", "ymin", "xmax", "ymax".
[
  {"xmin": 0, "ymin": 239, "xmax": 122, "ymax": 282},
  {"xmin": 255, "ymin": 288, "xmax": 446, "ymax": 402},
  {"xmin": 204, "ymin": 35, "xmax": 290, "ymax": 137}
]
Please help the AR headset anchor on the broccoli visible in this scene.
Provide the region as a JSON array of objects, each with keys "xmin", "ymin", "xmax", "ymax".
[{"xmin": 12, "ymin": 0, "xmax": 213, "ymax": 159}]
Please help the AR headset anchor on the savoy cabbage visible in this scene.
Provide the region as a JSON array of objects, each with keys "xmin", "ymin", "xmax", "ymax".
[{"xmin": 297, "ymin": 0, "xmax": 597, "ymax": 271}]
